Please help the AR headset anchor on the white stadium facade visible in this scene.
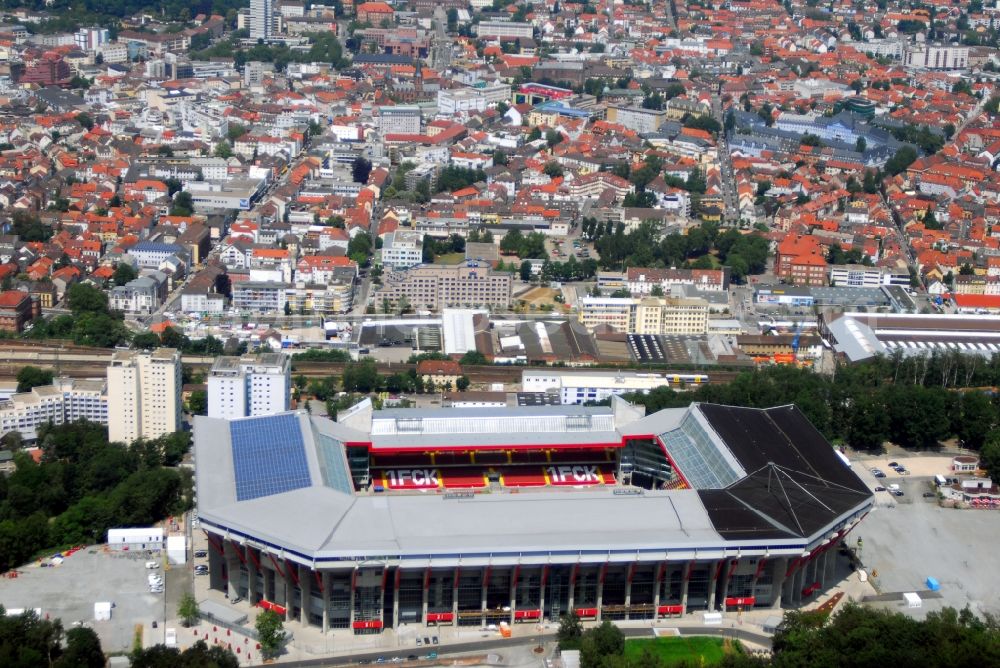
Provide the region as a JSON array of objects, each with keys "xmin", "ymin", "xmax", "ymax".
[{"xmin": 193, "ymin": 398, "xmax": 873, "ymax": 634}]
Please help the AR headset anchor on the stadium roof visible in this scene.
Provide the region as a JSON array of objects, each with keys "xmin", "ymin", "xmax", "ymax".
[{"xmin": 194, "ymin": 403, "xmax": 872, "ymax": 566}]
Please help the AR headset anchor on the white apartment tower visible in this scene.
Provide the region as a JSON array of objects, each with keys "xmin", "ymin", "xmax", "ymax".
[
  {"xmin": 207, "ymin": 353, "xmax": 290, "ymax": 420},
  {"xmin": 250, "ymin": 0, "xmax": 274, "ymax": 42},
  {"xmin": 107, "ymin": 349, "xmax": 182, "ymax": 443}
]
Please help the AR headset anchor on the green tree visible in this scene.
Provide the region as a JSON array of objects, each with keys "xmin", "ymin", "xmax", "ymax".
[
  {"xmin": 113, "ymin": 263, "xmax": 138, "ymax": 286},
  {"xmin": 352, "ymin": 156, "xmax": 372, "ymax": 184},
  {"xmin": 520, "ymin": 260, "xmax": 533, "ymax": 282},
  {"xmin": 456, "ymin": 375, "xmax": 470, "ymax": 391},
  {"xmin": 170, "ymin": 192, "xmax": 194, "ymax": 217},
  {"xmin": 460, "ymin": 350, "xmax": 488, "ymax": 365},
  {"xmin": 980, "ymin": 431, "xmax": 1000, "ymax": 481},
  {"xmin": 543, "ymin": 161, "xmax": 564, "ymax": 178},
  {"xmin": 214, "ymin": 141, "xmax": 233, "ymax": 159},
  {"xmin": 188, "ymin": 390, "xmax": 208, "ymax": 416},
  {"xmin": 255, "ymin": 609, "xmax": 287, "ymax": 659},
  {"xmin": 557, "ymin": 611, "xmax": 583, "ymax": 650},
  {"xmin": 178, "ymin": 593, "xmax": 200, "ymax": 627},
  {"xmin": 67, "ymin": 283, "xmax": 108, "ymax": 314},
  {"xmin": 580, "ymin": 621, "xmax": 625, "ymax": 668},
  {"xmin": 132, "ymin": 332, "xmax": 161, "ymax": 350},
  {"xmin": 75, "ymin": 112, "xmax": 94, "ymax": 131},
  {"xmin": 958, "ymin": 391, "xmax": 996, "ymax": 450},
  {"xmin": 56, "ymin": 627, "xmax": 104, "ymax": 668},
  {"xmin": 16, "ymin": 365, "xmax": 53, "ymax": 393}
]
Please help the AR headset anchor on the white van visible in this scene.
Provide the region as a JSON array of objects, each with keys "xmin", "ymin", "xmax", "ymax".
[
  {"xmin": 145, "ymin": 561, "xmax": 159, "ymax": 569},
  {"xmin": 934, "ymin": 474, "xmax": 947, "ymax": 486}
]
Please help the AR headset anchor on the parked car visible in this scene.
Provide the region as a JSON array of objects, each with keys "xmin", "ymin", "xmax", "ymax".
[
  {"xmin": 922, "ymin": 491, "xmax": 936, "ymax": 498},
  {"xmin": 194, "ymin": 550, "xmax": 207, "ymax": 558},
  {"xmin": 888, "ymin": 461, "xmax": 899, "ymax": 467},
  {"xmin": 892, "ymin": 490, "xmax": 905, "ymax": 497},
  {"xmin": 874, "ymin": 486, "xmax": 887, "ymax": 492},
  {"xmin": 871, "ymin": 469, "xmax": 886, "ymax": 478}
]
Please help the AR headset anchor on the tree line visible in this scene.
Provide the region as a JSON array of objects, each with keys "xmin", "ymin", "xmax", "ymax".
[
  {"xmin": 627, "ymin": 353, "xmax": 1000, "ymax": 461},
  {"xmin": 584, "ymin": 220, "xmax": 768, "ymax": 281},
  {"xmin": 552, "ymin": 602, "xmax": 1000, "ymax": 668},
  {"xmin": 0, "ymin": 421, "xmax": 192, "ymax": 573}
]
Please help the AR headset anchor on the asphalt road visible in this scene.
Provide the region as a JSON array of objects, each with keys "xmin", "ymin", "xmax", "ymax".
[{"xmin": 273, "ymin": 626, "xmax": 772, "ymax": 667}]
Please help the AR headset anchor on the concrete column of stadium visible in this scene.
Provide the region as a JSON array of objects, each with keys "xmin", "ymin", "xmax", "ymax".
[
  {"xmin": 322, "ymin": 572, "xmax": 330, "ymax": 633},
  {"xmin": 226, "ymin": 543, "xmax": 240, "ymax": 600},
  {"xmin": 392, "ymin": 573, "xmax": 400, "ymax": 629},
  {"xmin": 719, "ymin": 560, "xmax": 734, "ymax": 611},
  {"xmin": 480, "ymin": 574, "xmax": 488, "ymax": 625},
  {"xmin": 707, "ymin": 560, "xmax": 719, "ymax": 610},
  {"xmin": 246, "ymin": 548, "xmax": 258, "ymax": 603},
  {"xmin": 538, "ymin": 568, "xmax": 546, "ymax": 619},
  {"xmin": 651, "ymin": 564, "xmax": 661, "ymax": 614},
  {"xmin": 509, "ymin": 574, "xmax": 517, "ymax": 621},
  {"xmin": 421, "ymin": 569, "xmax": 428, "ymax": 622},
  {"xmin": 770, "ymin": 558, "xmax": 787, "ymax": 608},
  {"xmin": 349, "ymin": 569, "xmax": 357, "ymax": 628},
  {"xmin": 300, "ymin": 565, "xmax": 309, "ymax": 628},
  {"xmin": 595, "ymin": 568, "xmax": 604, "ymax": 621},
  {"xmin": 624, "ymin": 565, "xmax": 632, "ymax": 610},
  {"xmin": 284, "ymin": 569, "xmax": 293, "ymax": 622},
  {"xmin": 680, "ymin": 562, "xmax": 690, "ymax": 613}
]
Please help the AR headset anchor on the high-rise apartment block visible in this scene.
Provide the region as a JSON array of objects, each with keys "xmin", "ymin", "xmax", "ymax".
[
  {"xmin": 107, "ymin": 348, "xmax": 182, "ymax": 443},
  {"xmin": 208, "ymin": 353, "xmax": 291, "ymax": 420},
  {"xmin": 250, "ymin": 0, "xmax": 274, "ymax": 42}
]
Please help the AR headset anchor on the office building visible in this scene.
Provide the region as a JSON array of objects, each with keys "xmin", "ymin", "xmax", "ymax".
[
  {"xmin": 579, "ymin": 296, "xmax": 709, "ymax": 335},
  {"xmin": 0, "ymin": 377, "xmax": 107, "ymax": 440},
  {"xmin": 522, "ymin": 369, "xmax": 707, "ymax": 405},
  {"xmin": 208, "ymin": 354, "xmax": 291, "ymax": 420},
  {"xmin": 475, "ymin": 21, "xmax": 533, "ymax": 40},
  {"xmin": 379, "ymin": 231, "xmax": 425, "ymax": 270},
  {"xmin": 605, "ymin": 106, "xmax": 668, "ymax": 134},
  {"xmin": 107, "ymin": 348, "xmax": 182, "ymax": 443},
  {"xmin": 377, "ymin": 106, "xmax": 421, "ymax": 135},
  {"xmin": 904, "ymin": 43, "xmax": 969, "ymax": 70},
  {"xmin": 193, "ymin": 399, "xmax": 872, "ymax": 632},
  {"xmin": 374, "ymin": 263, "xmax": 512, "ymax": 312}
]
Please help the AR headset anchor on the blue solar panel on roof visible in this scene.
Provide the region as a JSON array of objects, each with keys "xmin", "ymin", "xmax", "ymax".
[{"xmin": 230, "ymin": 414, "xmax": 311, "ymax": 501}]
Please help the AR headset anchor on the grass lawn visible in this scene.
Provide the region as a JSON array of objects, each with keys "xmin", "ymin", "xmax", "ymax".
[
  {"xmin": 623, "ymin": 636, "xmax": 730, "ymax": 666},
  {"xmin": 434, "ymin": 252, "xmax": 466, "ymax": 265}
]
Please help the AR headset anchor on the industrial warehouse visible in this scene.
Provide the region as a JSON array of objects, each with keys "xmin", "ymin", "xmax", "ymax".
[{"xmin": 193, "ymin": 399, "xmax": 873, "ymax": 634}]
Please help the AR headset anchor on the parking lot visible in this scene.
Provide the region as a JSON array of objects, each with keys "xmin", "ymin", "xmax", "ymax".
[
  {"xmin": 851, "ymin": 472, "xmax": 1000, "ymax": 619},
  {"xmin": 0, "ymin": 547, "xmax": 172, "ymax": 652}
]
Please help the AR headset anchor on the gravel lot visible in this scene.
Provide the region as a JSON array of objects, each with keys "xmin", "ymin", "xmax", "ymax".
[
  {"xmin": 0, "ymin": 547, "xmax": 170, "ymax": 653},
  {"xmin": 852, "ymin": 472, "xmax": 1000, "ymax": 619}
]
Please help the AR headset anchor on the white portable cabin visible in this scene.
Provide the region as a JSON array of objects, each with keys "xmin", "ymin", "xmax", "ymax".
[{"xmin": 106, "ymin": 528, "xmax": 164, "ymax": 551}]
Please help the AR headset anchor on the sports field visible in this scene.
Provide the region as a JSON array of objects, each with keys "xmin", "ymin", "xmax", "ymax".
[{"xmin": 623, "ymin": 636, "xmax": 730, "ymax": 666}]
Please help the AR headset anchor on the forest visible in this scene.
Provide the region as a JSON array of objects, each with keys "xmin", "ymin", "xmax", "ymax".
[
  {"xmin": 0, "ymin": 421, "xmax": 192, "ymax": 572},
  {"xmin": 626, "ymin": 352, "xmax": 1000, "ymax": 465}
]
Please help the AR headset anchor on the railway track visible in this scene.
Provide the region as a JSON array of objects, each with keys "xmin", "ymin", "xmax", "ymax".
[{"xmin": 0, "ymin": 342, "xmax": 742, "ymax": 386}]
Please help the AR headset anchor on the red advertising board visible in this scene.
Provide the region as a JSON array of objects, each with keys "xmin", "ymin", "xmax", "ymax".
[
  {"xmin": 575, "ymin": 607, "xmax": 598, "ymax": 618},
  {"xmin": 514, "ymin": 609, "xmax": 541, "ymax": 621},
  {"xmin": 352, "ymin": 620, "xmax": 384, "ymax": 630},
  {"xmin": 724, "ymin": 597, "xmax": 755, "ymax": 607},
  {"xmin": 426, "ymin": 612, "xmax": 454, "ymax": 623},
  {"xmin": 657, "ymin": 605, "xmax": 684, "ymax": 615}
]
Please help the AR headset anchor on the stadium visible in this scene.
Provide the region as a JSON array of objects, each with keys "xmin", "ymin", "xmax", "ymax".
[{"xmin": 193, "ymin": 398, "xmax": 873, "ymax": 634}]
